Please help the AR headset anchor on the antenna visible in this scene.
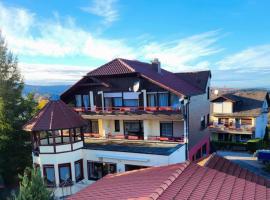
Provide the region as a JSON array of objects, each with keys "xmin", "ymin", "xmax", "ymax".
[{"xmin": 133, "ymin": 81, "xmax": 140, "ymax": 92}]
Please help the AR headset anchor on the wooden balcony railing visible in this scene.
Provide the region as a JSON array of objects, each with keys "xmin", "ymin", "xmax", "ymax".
[{"xmin": 209, "ymin": 123, "xmax": 254, "ymax": 133}]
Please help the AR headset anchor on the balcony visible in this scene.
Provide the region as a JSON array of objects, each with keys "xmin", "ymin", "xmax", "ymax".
[
  {"xmin": 209, "ymin": 123, "xmax": 254, "ymax": 134},
  {"xmin": 73, "ymin": 106, "xmax": 180, "ymax": 113},
  {"xmin": 84, "ymin": 132, "xmax": 186, "ymax": 143}
]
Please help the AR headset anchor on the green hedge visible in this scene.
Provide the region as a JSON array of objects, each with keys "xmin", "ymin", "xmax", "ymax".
[
  {"xmin": 247, "ymin": 138, "xmax": 263, "ymax": 153},
  {"xmin": 211, "ymin": 141, "xmax": 247, "ymax": 151}
]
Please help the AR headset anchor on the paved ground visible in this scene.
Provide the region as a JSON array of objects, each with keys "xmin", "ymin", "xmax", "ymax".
[{"xmin": 217, "ymin": 150, "xmax": 270, "ymax": 179}]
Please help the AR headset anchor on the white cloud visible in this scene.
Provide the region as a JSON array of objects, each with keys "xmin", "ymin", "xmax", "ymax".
[
  {"xmin": 19, "ymin": 63, "xmax": 91, "ymax": 85},
  {"xmin": 217, "ymin": 44, "xmax": 270, "ymax": 72},
  {"xmin": 141, "ymin": 30, "xmax": 223, "ymax": 71},
  {"xmin": 0, "ymin": 2, "xmax": 223, "ymax": 84},
  {"xmin": 81, "ymin": 0, "xmax": 119, "ymax": 24}
]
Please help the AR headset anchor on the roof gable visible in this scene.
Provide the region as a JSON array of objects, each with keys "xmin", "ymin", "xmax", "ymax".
[
  {"xmin": 23, "ymin": 100, "xmax": 87, "ymax": 131},
  {"xmin": 87, "ymin": 58, "xmax": 205, "ymax": 96}
]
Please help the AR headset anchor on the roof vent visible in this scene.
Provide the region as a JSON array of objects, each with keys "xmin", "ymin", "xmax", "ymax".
[{"xmin": 151, "ymin": 58, "xmax": 161, "ymax": 73}]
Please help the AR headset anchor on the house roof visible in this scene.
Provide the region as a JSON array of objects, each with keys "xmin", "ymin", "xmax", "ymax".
[
  {"xmin": 23, "ymin": 100, "xmax": 87, "ymax": 131},
  {"xmin": 85, "ymin": 58, "xmax": 209, "ymax": 96},
  {"xmin": 212, "ymin": 91, "xmax": 269, "ymax": 117},
  {"xmin": 67, "ymin": 155, "xmax": 270, "ymax": 200},
  {"xmin": 174, "ymin": 70, "xmax": 211, "ymax": 92},
  {"xmin": 204, "ymin": 154, "xmax": 270, "ymax": 188}
]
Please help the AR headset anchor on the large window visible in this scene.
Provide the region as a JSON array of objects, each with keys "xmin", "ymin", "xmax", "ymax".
[
  {"xmin": 87, "ymin": 161, "xmax": 116, "ymax": 180},
  {"xmin": 124, "ymin": 121, "xmax": 143, "ymax": 138},
  {"xmin": 147, "ymin": 93, "xmax": 156, "ymax": 107},
  {"xmin": 75, "ymin": 95, "xmax": 82, "ymax": 107},
  {"xmin": 160, "ymin": 122, "xmax": 173, "ymax": 137},
  {"xmin": 104, "ymin": 97, "xmax": 123, "ymax": 108},
  {"xmin": 83, "ymin": 95, "xmax": 90, "ymax": 109},
  {"xmin": 58, "ymin": 163, "xmax": 72, "ymax": 186},
  {"xmin": 170, "ymin": 93, "xmax": 179, "ymax": 108},
  {"xmin": 88, "ymin": 120, "xmax": 99, "ymax": 133},
  {"xmin": 75, "ymin": 160, "xmax": 84, "ymax": 182},
  {"xmin": 158, "ymin": 93, "xmax": 169, "ymax": 106},
  {"xmin": 43, "ymin": 165, "xmax": 55, "ymax": 187},
  {"xmin": 123, "ymin": 99, "xmax": 138, "ymax": 107}
]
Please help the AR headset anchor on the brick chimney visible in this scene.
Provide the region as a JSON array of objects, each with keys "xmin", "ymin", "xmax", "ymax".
[{"xmin": 151, "ymin": 58, "xmax": 161, "ymax": 73}]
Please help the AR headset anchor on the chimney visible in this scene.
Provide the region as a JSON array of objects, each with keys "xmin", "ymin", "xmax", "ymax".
[{"xmin": 151, "ymin": 58, "xmax": 161, "ymax": 73}]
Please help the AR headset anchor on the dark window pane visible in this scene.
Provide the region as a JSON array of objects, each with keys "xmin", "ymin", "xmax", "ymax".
[
  {"xmin": 75, "ymin": 160, "xmax": 83, "ymax": 182},
  {"xmin": 115, "ymin": 120, "xmax": 120, "ymax": 132},
  {"xmin": 160, "ymin": 122, "xmax": 173, "ymax": 137},
  {"xmin": 147, "ymin": 93, "xmax": 156, "ymax": 107},
  {"xmin": 88, "ymin": 161, "xmax": 116, "ymax": 180},
  {"xmin": 113, "ymin": 97, "xmax": 122, "ymax": 107}
]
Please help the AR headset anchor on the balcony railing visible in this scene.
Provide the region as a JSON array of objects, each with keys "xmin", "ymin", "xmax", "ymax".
[
  {"xmin": 74, "ymin": 106, "xmax": 180, "ymax": 113},
  {"xmin": 84, "ymin": 132, "xmax": 186, "ymax": 143},
  {"xmin": 209, "ymin": 123, "xmax": 254, "ymax": 134}
]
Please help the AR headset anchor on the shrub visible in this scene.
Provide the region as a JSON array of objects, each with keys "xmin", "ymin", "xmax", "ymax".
[{"xmin": 247, "ymin": 138, "xmax": 263, "ymax": 153}]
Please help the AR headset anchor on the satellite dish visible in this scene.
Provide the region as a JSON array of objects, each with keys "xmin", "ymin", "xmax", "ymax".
[{"xmin": 133, "ymin": 81, "xmax": 140, "ymax": 92}]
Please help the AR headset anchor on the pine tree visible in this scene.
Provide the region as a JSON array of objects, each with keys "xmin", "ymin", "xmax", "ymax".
[
  {"xmin": 15, "ymin": 167, "xmax": 53, "ymax": 200},
  {"xmin": 0, "ymin": 32, "xmax": 37, "ymax": 186}
]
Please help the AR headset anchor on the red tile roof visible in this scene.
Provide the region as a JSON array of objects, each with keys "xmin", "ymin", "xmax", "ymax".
[
  {"xmin": 23, "ymin": 100, "xmax": 87, "ymax": 131},
  {"xmin": 68, "ymin": 156, "xmax": 270, "ymax": 200},
  {"xmin": 87, "ymin": 58, "xmax": 207, "ymax": 96},
  {"xmin": 205, "ymin": 154, "xmax": 270, "ymax": 188}
]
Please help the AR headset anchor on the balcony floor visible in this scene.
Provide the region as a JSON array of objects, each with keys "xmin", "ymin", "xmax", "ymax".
[{"xmin": 84, "ymin": 138, "xmax": 184, "ymax": 156}]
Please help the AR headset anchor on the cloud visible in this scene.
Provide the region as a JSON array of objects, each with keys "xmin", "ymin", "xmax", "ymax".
[
  {"xmin": 81, "ymin": 0, "xmax": 119, "ymax": 24},
  {"xmin": 217, "ymin": 44, "xmax": 270, "ymax": 72},
  {"xmin": 19, "ymin": 63, "xmax": 91, "ymax": 85},
  {"xmin": 141, "ymin": 30, "xmax": 223, "ymax": 71},
  {"xmin": 0, "ymin": 2, "xmax": 223, "ymax": 84}
]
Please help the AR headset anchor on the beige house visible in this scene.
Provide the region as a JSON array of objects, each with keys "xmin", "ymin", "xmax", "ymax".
[{"xmin": 210, "ymin": 91, "xmax": 269, "ymax": 142}]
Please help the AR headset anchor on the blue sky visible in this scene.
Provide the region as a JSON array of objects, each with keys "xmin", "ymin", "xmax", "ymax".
[{"xmin": 0, "ymin": 0, "xmax": 270, "ymax": 88}]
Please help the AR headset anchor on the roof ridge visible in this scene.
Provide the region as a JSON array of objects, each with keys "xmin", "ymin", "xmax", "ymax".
[
  {"xmin": 148, "ymin": 161, "xmax": 190, "ymax": 200},
  {"xmin": 117, "ymin": 58, "xmax": 136, "ymax": 72}
]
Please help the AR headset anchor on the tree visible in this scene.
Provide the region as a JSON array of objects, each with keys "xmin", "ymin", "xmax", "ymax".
[
  {"xmin": 15, "ymin": 167, "xmax": 53, "ymax": 200},
  {"xmin": 263, "ymin": 126, "xmax": 269, "ymax": 143},
  {"xmin": 0, "ymin": 33, "xmax": 37, "ymax": 186}
]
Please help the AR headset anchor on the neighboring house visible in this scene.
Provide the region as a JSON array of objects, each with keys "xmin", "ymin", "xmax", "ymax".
[
  {"xmin": 67, "ymin": 154, "xmax": 270, "ymax": 200},
  {"xmin": 23, "ymin": 58, "xmax": 211, "ymax": 198},
  {"xmin": 210, "ymin": 91, "xmax": 269, "ymax": 142}
]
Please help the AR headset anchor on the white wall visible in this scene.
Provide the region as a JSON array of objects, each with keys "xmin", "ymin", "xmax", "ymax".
[{"xmin": 255, "ymin": 113, "xmax": 268, "ymax": 138}]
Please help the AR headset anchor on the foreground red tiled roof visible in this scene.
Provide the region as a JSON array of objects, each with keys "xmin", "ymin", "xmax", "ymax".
[
  {"xmin": 68, "ymin": 157, "xmax": 270, "ymax": 200},
  {"xmin": 87, "ymin": 58, "xmax": 205, "ymax": 96},
  {"xmin": 23, "ymin": 100, "xmax": 87, "ymax": 131},
  {"xmin": 205, "ymin": 154, "xmax": 270, "ymax": 188}
]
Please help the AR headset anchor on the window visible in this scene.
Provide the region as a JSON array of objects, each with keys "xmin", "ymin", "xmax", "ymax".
[
  {"xmin": 158, "ymin": 93, "xmax": 169, "ymax": 106},
  {"xmin": 196, "ymin": 149, "xmax": 201, "ymax": 160},
  {"xmin": 160, "ymin": 122, "xmax": 173, "ymax": 137},
  {"xmin": 202, "ymin": 144, "xmax": 207, "ymax": 156},
  {"xmin": 147, "ymin": 93, "xmax": 156, "ymax": 106},
  {"xmin": 113, "ymin": 97, "xmax": 122, "ymax": 107},
  {"xmin": 75, "ymin": 160, "xmax": 84, "ymax": 182},
  {"xmin": 58, "ymin": 163, "xmax": 72, "ymax": 186},
  {"xmin": 123, "ymin": 99, "xmax": 138, "ymax": 107},
  {"xmin": 88, "ymin": 120, "xmax": 99, "ymax": 133},
  {"xmin": 170, "ymin": 93, "xmax": 179, "ymax": 108},
  {"xmin": 200, "ymin": 116, "xmax": 205, "ymax": 130},
  {"xmin": 43, "ymin": 165, "xmax": 55, "ymax": 187},
  {"xmin": 75, "ymin": 95, "xmax": 82, "ymax": 107},
  {"xmin": 125, "ymin": 164, "xmax": 148, "ymax": 171},
  {"xmin": 83, "ymin": 95, "xmax": 90, "ymax": 109},
  {"xmin": 241, "ymin": 118, "xmax": 252, "ymax": 126},
  {"xmin": 218, "ymin": 118, "xmax": 229, "ymax": 126},
  {"xmin": 124, "ymin": 121, "xmax": 143, "ymax": 137},
  {"xmin": 115, "ymin": 120, "xmax": 120, "ymax": 132},
  {"xmin": 87, "ymin": 161, "xmax": 116, "ymax": 180}
]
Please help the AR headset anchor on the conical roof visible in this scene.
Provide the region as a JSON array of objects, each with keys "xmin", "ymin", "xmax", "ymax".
[{"xmin": 23, "ymin": 100, "xmax": 87, "ymax": 131}]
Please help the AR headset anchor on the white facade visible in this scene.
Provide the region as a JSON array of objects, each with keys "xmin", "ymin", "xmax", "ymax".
[{"xmin": 34, "ymin": 142, "xmax": 185, "ymax": 198}]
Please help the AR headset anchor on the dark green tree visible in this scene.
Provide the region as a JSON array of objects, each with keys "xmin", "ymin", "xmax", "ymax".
[
  {"xmin": 263, "ymin": 126, "xmax": 269, "ymax": 143},
  {"xmin": 0, "ymin": 33, "xmax": 37, "ymax": 186},
  {"xmin": 15, "ymin": 167, "xmax": 53, "ymax": 200}
]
